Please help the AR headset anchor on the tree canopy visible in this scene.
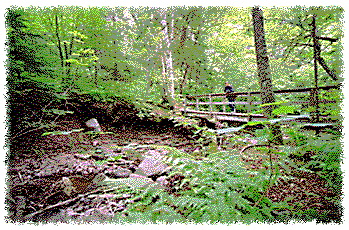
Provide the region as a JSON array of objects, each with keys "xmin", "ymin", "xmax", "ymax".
[{"xmin": 6, "ymin": 6, "xmax": 343, "ymax": 117}]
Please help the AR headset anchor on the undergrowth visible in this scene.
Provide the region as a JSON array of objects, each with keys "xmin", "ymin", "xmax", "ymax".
[{"xmin": 96, "ymin": 119, "xmax": 343, "ymax": 224}]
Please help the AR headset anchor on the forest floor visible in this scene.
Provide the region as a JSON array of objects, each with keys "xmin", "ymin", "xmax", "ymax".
[
  {"xmin": 6, "ymin": 116, "xmax": 199, "ymax": 223},
  {"xmin": 6, "ymin": 114, "xmax": 341, "ymax": 223}
]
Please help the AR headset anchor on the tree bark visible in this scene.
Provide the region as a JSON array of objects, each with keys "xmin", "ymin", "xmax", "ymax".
[
  {"xmin": 252, "ymin": 6, "xmax": 283, "ymax": 145},
  {"xmin": 55, "ymin": 14, "xmax": 64, "ymax": 68},
  {"xmin": 312, "ymin": 15, "xmax": 320, "ymax": 122},
  {"xmin": 251, "ymin": 7, "xmax": 276, "ymax": 117},
  {"xmin": 162, "ymin": 13, "xmax": 175, "ymax": 100}
]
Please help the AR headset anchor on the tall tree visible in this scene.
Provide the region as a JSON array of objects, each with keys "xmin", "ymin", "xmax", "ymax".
[
  {"xmin": 251, "ymin": 6, "xmax": 276, "ymax": 117},
  {"xmin": 252, "ymin": 6, "xmax": 283, "ymax": 145}
]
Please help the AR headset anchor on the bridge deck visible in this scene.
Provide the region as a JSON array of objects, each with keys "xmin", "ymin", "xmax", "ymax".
[{"xmin": 182, "ymin": 108, "xmax": 311, "ymax": 123}]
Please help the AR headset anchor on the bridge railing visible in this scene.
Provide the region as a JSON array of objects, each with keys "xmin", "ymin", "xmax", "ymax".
[{"xmin": 183, "ymin": 85, "xmax": 340, "ymax": 122}]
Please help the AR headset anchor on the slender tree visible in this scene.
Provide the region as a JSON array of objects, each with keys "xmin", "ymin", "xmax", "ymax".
[{"xmin": 252, "ymin": 6, "xmax": 283, "ymax": 145}]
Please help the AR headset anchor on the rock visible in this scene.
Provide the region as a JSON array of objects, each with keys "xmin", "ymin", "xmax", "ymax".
[
  {"xmin": 114, "ymin": 159, "xmax": 134, "ymax": 165},
  {"xmin": 128, "ymin": 174, "xmax": 154, "ymax": 188},
  {"xmin": 156, "ymin": 176, "xmax": 168, "ymax": 188},
  {"xmin": 74, "ymin": 153, "xmax": 92, "ymax": 160},
  {"xmin": 104, "ymin": 167, "xmax": 132, "ymax": 179},
  {"xmin": 85, "ymin": 118, "xmax": 102, "ymax": 132},
  {"xmin": 99, "ymin": 143, "xmax": 123, "ymax": 155},
  {"xmin": 91, "ymin": 153, "xmax": 105, "ymax": 160},
  {"xmin": 135, "ymin": 156, "xmax": 169, "ymax": 177}
]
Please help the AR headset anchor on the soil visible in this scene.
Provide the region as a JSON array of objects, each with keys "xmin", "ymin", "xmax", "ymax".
[{"xmin": 6, "ymin": 109, "xmax": 203, "ymax": 223}]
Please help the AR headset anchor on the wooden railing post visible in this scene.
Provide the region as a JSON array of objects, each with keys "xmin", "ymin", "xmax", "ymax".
[
  {"xmin": 209, "ymin": 95, "xmax": 213, "ymax": 118},
  {"xmin": 223, "ymin": 98, "xmax": 226, "ymax": 113},
  {"xmin": 309, "ymin": 88, "xmax": 319, "ymax": 122},
  {"xmin": 196, "ymin": 98, "xmax": 199, "ymax": 110},
  {"xmin": 248, "ymin": 92, "xmax": 252, "ymax": 121}
]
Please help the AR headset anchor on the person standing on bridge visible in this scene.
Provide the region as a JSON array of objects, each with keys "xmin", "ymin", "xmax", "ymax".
[{"xmin": 225, "ymin": 82, "xmax": 236, "ymax": 112}]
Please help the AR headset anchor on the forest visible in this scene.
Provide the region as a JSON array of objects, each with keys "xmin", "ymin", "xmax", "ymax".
[{"xmin": 5, "ymin": 6, "xmax": 344, "ymax": 224}]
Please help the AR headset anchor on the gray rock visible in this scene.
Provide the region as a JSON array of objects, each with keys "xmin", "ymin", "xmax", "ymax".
[
  {"xmin": 135, "ymin": 156, "xmax": 168, "ymax": 177},
  {"xmin": 85, "ymin": 118, "xmax": 102, "ymax": 132},
  {"xmin": 156, "ymin": 175, "xmax": 169, "ymax": 188},
  {"xmin": 74, "ymin": 153, "xmax": 92, "ymax": 160},
  {"xmin": 104, "ymin": 167, "xmax": 131, "ymax": 179}
]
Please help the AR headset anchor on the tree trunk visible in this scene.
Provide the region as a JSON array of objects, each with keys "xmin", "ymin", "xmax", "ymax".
[
  {"xmin": 179, "ymin": 63, "xmax": 189, "ymax": 94},
  {"xmin": 252, "ymin": 6, "xmax": 283, "ymax": 145},
  {"xmin": 252, "ymin": 7, "xmax": 276, "ymax": 117},
  {"xmin": 162, "ymin": 13, "xmax": 175, "ymax": 101},
  {"xmin": 55, "ymin": 14, "xmax": 64, "ymax": 68},
  {"xmin": 311, "ymin": 15, "xmax": 320, "ymax": 123},
  {"xmin": 157, "ymin": 11, "xmax": 176, "ymax": 109}
]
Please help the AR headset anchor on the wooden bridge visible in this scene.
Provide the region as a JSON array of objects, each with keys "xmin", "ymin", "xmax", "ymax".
[{"xmin": 181, "ymin": 85, "xmax": 340, "ymax": 124}]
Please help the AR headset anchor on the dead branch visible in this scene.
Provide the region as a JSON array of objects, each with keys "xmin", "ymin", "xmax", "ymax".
[
  {"xmin": 317, "ymin": 56, "xmax": 338, "ymax": 81},
  {"xmin": 23, "ymin": 188, "xmax": 111, "ymax": 221},
  {"xmin": 316, "ymin": 36, "xmax": 338, "ymax": 43}
]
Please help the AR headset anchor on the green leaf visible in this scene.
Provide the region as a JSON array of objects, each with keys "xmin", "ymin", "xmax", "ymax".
[
  {"xmin": 272, "ymin": 105, "xmax": 296, "ymax": 116},
  {"xmin": 259, "ymin": 100, "xmax": 288, "ymax": 108}
]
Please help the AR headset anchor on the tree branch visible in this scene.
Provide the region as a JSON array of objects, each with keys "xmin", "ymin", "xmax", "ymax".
[
  {"xmin": 316, "ymin": 36, "xmax": 338, "ymax": 43},
  {"xmin": 317, "ymin": 55, "xmax": 338, "ymax": 81},
  {"xmin": 295, "ymin": 43, "xmax": 313, "ymax": 47}
]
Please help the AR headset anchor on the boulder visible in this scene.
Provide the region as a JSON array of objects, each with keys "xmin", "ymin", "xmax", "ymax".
[
  {"xmin": 104, "ymin": 167, "xmax": 132, "ymax": 179},
  {"xmin": 86, "ymin": 118, "xmax": 102, "ymax": 132},
  {"xmin": 135, "ymin": 156, "xmax": 169, "ymax": 177}
]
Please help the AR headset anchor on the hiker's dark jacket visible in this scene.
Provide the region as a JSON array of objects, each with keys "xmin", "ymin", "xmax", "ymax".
[{"xmin": 224, "ymin": 85, "xmax": 235, "ymax": 101}]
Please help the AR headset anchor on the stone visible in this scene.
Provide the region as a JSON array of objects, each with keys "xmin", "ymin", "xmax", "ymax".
[
  {"xmin": 86, "ymin": 118, "xmax": 102, "ymax": 132},
  {"xmin": 99, "ymin": 143, "xmax": 123, "ymax": 156},
  {"xmin": 128, "ymin": 174, "xmax": 154, "ymax": 188},
  {"xmin": 74, "ymin": 153, "xmax": 92, "ymax": 160},
  {"xmin": 104, "ymin": 167, "xmax": 132, "ymax": 179},
  {"xmin": 135, "ymin": 156, "xmax": 168, "ymax": 177},
  {"xmin": 156, "ymin": 175, "xmax": 169, "ymax": 188}
]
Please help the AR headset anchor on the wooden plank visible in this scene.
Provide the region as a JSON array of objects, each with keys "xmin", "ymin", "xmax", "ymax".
[
  {"xmin": 186, "ymin": 85, "xmax": 340, "ymax": 99},
  {"xmin": 182, "ymin": 108, "xmax": 266, "ymax": 118},
  {"xmin": 216, "ymin": 116, "xmax": 249, "ymax": 122},
  {"xmin": 214, "ymin": 114, "xmax": 312, "ymax": 137},
  {"xmin": 302, "ymin": 123, "xmax": 334, "ymax": 135},
  {"xmin": 269, "ymin": 114, "xmax": 311, "ymax": 124},
  {"xmin": 302, "ymin": 123, "xmax": 333, "ymax": 129},
  {"xmin": 186, "ymin": 101, "xmax": 261, "ymax": 106},
  {"xmin": 215, "ymin": 126, "xmax": 244, "ymax": 135},
  {"xmin": 186, "ymin": 113, "xmax": 210, "ymax": 120},
  {"xmin": 185, "ymin": 100, "xmax": 309, "ymax": 106},
  {"xmin": 185, "ymin": 112, "xmax": 249, "ymax": 122}
]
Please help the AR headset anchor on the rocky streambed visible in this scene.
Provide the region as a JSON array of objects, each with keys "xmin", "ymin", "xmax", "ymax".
[{"xmin": 6, "ymin": 118, "xmax": 201, "ymax": 223}]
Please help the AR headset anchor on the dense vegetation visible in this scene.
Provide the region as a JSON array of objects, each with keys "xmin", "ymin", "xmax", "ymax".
[{"xmin": 5, "ymin": 6, "xmax": 343, "ymax": 224}]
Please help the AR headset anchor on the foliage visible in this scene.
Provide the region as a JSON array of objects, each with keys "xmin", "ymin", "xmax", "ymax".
[
  {"xmin": 99, "ymin": 141, "xmax": 307, "ymax": 224},
  {"xmin": 6, "ymin": 6, "xmax": 343, "ymax": 224},
  {"xmin": 6, "ymin": 7, "xmax": 57, "ymax": 81},
  {"xmin": 6, "ymin": 6, "xmax": 343, "ymax": 122}
]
